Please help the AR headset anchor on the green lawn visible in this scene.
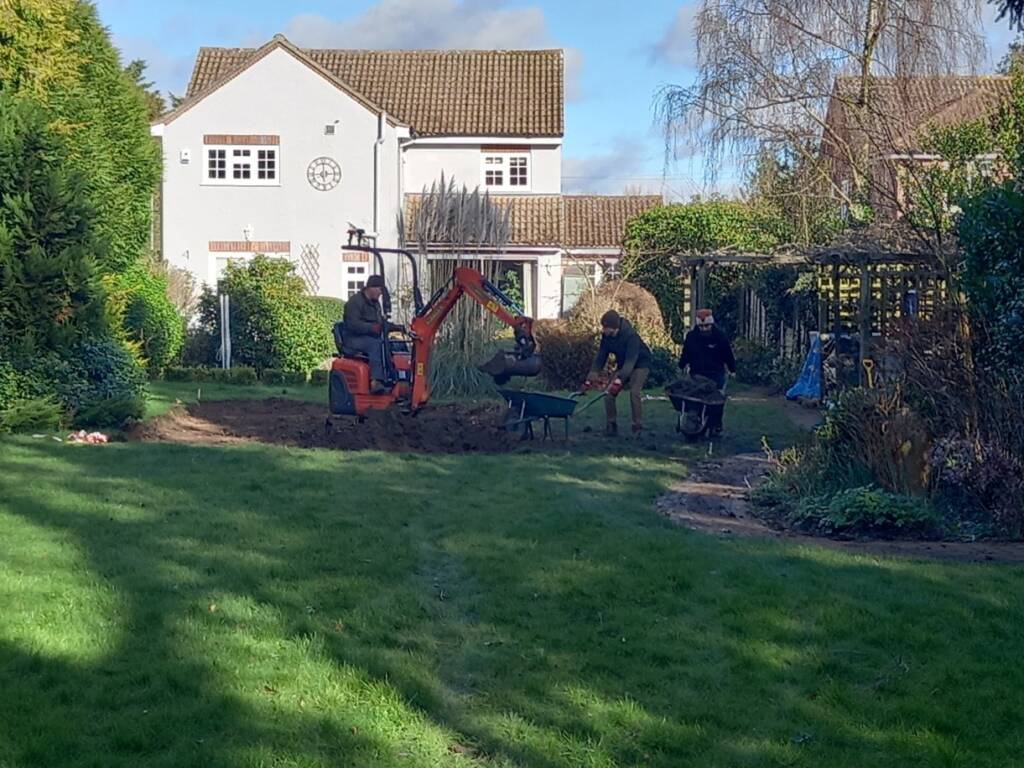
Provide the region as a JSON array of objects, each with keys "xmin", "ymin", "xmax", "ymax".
[
  {"xmin": 1, "ymin": 393, "xmax": 1020, "ymax": 767},
  {"xmin": 145, "ymin": 380, "xmax": 324, "ymax": 418}
]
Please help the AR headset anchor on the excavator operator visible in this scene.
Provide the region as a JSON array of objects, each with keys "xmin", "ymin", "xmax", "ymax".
[{"xmin": 342, "ymin": 275, "xmax": 404, "ymax": 394}]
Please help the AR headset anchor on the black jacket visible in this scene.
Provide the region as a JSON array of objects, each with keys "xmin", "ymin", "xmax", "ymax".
[
  {"xmin": 679, "ymin": 326, "xmax": 736, "ymax": 377},
  {"xmin": 590, "ymin": 318, "xmax": 651, "ymax": 381},
  {"xmin": 343, "ymin": 290, "xmax": 401, "ymax": 337}
]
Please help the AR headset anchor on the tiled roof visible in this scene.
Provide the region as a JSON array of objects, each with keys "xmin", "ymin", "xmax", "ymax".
[
  {"xmin": 826, "ymin": 75, "xmax": 1012, "ymax": 155},
  {"xmin": 563, "ymin": 195, "xmax": 663, "ymax": 247},
  {"xmin": 183, "ymin": 40, "xmax": 564, "ymax": 137},
  {"xmin": 404, "ymin": 194, "xmax": 662, "ymax": 248}
]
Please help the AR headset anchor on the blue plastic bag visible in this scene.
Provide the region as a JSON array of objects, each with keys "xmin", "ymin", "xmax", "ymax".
[{"xmin": 786, "ymin": 333, "xmax": 823, "ymax": 400}]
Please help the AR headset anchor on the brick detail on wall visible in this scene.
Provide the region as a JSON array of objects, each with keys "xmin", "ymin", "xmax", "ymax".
[
  {"xmin": 342, "ymin": 251, "xmax": 370, "ymax": 262},
  {"xmin": 203, "ymin": 134, "xmax": 280, "ymax": 145},
  {"xmin": 209, "ymin": 240, "xmax": 290, "ymax": 253}
]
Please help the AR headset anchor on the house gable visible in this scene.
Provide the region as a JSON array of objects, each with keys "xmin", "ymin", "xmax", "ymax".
[
  {"xmin": 157, "ymin": 35, "xmax": 403, "ymax": 128},
  {"xmin": 181, "ymin": 43, "xmax": 564, "ymax": 137}
]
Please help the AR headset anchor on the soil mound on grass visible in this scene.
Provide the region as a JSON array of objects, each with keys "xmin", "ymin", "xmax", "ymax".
[{"xmin": 130, "ymin": 398, "xmax": 520, "ymax": 454}]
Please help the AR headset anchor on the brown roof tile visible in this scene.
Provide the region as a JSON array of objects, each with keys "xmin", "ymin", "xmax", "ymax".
[
  {"xmin": 184, "ymin": 42, "xmax": 564, "ymax": 137},
  {"xmin": 404, "ymin": 194, "xmax": 661, "ymax": 248},
  {"xmin": 563, "ymin": 195, "xmax": 663, "ymax": 247},
  {"xmin": 827, "ymin": 75, "xmax": 1012, "ymax": 155}
]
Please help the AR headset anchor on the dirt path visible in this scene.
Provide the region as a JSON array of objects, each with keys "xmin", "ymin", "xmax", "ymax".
[{"xmin": 656, "ymin": 453, "xmax": 1024, "ymax": 564}]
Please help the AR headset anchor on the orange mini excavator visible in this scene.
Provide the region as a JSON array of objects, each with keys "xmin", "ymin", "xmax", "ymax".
[{"xmin": 329, "ymin": 232, "xmax": 540, "ymax": 417}]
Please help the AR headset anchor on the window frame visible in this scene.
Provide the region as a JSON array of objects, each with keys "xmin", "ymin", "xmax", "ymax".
[
  {"xmin": 345, "ymin": 263, "xmax": 368, "ymax": 299},
  {"xmin": 205, "ymin": 144, "xmax": 280, "ymax": 186},
  {"xmin": 481, "ymin": 151, "xmax": 531, "ymax": 192}
]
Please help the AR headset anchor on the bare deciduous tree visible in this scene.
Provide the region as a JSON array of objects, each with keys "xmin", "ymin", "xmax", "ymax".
[{"xmin": 659, "ymin": 0, "xmax": 988, "ymax": 219}]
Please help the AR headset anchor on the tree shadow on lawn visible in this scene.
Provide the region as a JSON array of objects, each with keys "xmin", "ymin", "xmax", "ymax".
[{"xmin": 1, "ymin": 439, "xmax": 1023, "ymax": 767}]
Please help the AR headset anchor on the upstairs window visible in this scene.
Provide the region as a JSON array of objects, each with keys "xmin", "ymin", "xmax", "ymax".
[
  {"xmin": 204, "ymin": 143, "xmax": 279, "ymax": 186},
  {"xmin": 482, "ymin": 152, "xmax": 530, "ymax": 191},
  {"xmin": 207, "ymin": 149, "xmax": 226, "ymax": 180}
]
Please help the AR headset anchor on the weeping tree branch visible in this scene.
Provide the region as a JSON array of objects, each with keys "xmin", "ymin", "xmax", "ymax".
[{"xmin": 658, "ymin": 0, "xmax": 987, "ymax": 244}]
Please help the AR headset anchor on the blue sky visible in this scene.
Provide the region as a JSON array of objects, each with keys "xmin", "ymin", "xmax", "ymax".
[{"xmin": 95, "ymin": 0, "xmax": 1020, "ymax": 200}]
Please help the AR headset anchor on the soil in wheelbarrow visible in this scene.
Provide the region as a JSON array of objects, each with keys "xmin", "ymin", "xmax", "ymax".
[{"xmin": 129, "ymin": 398, "xmax": 520, "ymax": 454}]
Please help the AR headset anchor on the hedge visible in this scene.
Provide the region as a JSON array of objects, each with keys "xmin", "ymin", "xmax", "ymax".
[
  {"xmin": 105, "ymin": 262, "xmax": 185, "ymax": 374},
  {"xmin": 621, "ymin": 202, "xmax": 788, "ymax": 340},
  {"xmin": 191, "ymin": 256, "xmax": 328, "ymax": 373}
]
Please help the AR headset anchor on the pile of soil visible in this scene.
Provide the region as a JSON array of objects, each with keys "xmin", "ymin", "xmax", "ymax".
[
  {"xmin": 130, "ymin": 398, "xmax": 520, "ymax": 454},
  {"xmin": 657, "ymin": 453, "xmax": 1024, "ymax": 563}
]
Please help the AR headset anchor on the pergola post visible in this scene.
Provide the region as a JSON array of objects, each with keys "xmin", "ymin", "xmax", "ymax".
[{"xmin": 858, "ymin": 259, "xmax": 872, "ymax": 386}]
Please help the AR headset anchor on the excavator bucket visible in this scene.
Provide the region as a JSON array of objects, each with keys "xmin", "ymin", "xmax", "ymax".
[{"xmin": 478, "ymin": 351, "xmax": 542, "ymax": 386}]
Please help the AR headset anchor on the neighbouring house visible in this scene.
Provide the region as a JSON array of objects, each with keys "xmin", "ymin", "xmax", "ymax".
[
  {"xmin": 822, "ymin": 75, "xmax": 1012, "ymax": 216},
  {"xmin": 151, "ymin": 34, "xmax": 661, "ymax": 319}
]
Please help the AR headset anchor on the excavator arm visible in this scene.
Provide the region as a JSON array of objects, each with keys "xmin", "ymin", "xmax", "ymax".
[{"xmin": 408, "ymin": 267, "xmax": 537, "ymax": 409}]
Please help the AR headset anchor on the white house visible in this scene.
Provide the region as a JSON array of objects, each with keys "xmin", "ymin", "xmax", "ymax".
[{"xmin": 151, "ymin": 34, "xmax": 661, "ymax": 319}]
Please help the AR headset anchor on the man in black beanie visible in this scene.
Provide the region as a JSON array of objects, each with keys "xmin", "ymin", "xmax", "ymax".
[
  {"xmin": 584, "ymin": 310, "xmax": 652, "ymax": 436},
  {"xmin": 343, "ymin": 274, "xmax": 403, "ymax": 394}
]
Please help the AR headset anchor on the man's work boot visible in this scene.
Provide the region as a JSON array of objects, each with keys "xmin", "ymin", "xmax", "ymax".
[
  {"xmin": 370, "ymin": 380, "xmax": 389, "ymax": 395},
  {"xmin": 604, "ymin": 422, "xmax": 618, "ymax": 438}
]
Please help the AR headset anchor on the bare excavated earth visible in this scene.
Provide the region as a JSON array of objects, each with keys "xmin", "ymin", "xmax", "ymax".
[
  {"xmin": 656, "ymin": 453, "xmax": 1024, "ymax": 564},
  {"xmin": 129, "ymin": 398, "xmax": 520, "ymax": 454}
]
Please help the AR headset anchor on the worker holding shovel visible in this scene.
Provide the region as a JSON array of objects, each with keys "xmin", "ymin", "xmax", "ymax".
[{"xmin": 584, "ymin": 310, "xmax": 652, "ymax": 437}]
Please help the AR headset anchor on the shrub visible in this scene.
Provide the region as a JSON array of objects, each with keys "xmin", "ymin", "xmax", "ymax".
[
  {"xmin": 309, "ymin": 369, "xmax": 330, "ymax": 386},
  {"xmin": 59, "ymin": 335, "xmax": 147, "ymax": 426},
  {"xmin": 733, "ymin": 339, "xmax": 776, "ymax": 386},
  {"xmin": 0, "ymin": 396, "xmax": 63, "ymax": 433},
  {"xmin": 192, "ymin": 257, "xmax": 326, "ymax": 373},
  {"xmin": 227, "ymin": 366, "xmax": 258, "ymax": 385},
  {"xmin": 181, "ymin": 326, "xmax": 218, "ymax": 368},
  {"xmin": 929, "ymin": 437, "xmax": 1024, "ymax": 539},
  {"xmin": 307, "ymin": 295, "xmax": 345, "ymax": 360},
  {"xmin": 567, "ymin": 281, "xmax": 673, "ymax": 348},
  {"xmin": 261, "ymin": 369, "xmax": 308, "ymax": 386},
  {"xmin": 621, "ymin": 202, "xmax": 788, "ymax": 340},
  {"xmin": 647, "ymin": 346, "xmax": 678, "ymax": 388},
  {"xmin": 534, "ymin": 321, "xmax": 597, "ymax": 390},
  {"xmin": 105, "ymin": 261, "xmax": 185, "ymax": 373},
  {"xmin": 958, "ymin": 177, "xmax": 1024, "ymax": 376},
  {"xmin": 74, "ymin": 395, "xmax": 144, "ymax": 428},
  {"xmin": 791, "ymin": 486, "xmax": 940, "ymax": 538},
  {"xmin": 163, "ymin": 366, "xmax": 194, "ymax": 382}
]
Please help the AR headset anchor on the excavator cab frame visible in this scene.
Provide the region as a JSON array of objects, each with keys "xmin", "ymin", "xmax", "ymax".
[{"xmin": 329, "ymin": 234, "xmax": 538, "ymax": 417}]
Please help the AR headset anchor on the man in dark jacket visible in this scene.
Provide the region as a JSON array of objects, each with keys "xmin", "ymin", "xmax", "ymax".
[
  {"xmin": 343, "ymin": 275, "xmax": 403, "ymax": 394},
  {"xmin": 585, "ymin": 310, "xmax": 652, "ymax": 436},
  {"xmin": 678, "ymin": 309, "xmax": 736, "ymax": 434}
]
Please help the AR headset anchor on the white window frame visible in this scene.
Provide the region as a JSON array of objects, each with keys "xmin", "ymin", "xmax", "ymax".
[
  {"xmin": 481, "ymin": 152, "xmax": 531, "ymax": 192},
  {"xmin": 345, "ymin": 263, "xmax": 368, "ymax": 299},
  {"xmin": 204, "ymin": 144, "xmax": 280, "ymax": 186}
]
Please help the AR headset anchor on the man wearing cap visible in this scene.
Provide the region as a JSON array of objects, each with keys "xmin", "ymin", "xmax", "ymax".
[
  {"xmin": 584, "ymin": 310, "xmax": 652, "ymax": 437},
  {"xmin": 343, "ymin": 275, "xmax": 404, "ymax": 395},
  {"xmin": 679, "ymin": 309, "xmax": 736, "ymax": 435}
]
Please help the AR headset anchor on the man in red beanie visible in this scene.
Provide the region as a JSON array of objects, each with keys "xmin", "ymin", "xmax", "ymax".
[{"xmin": 678, "ymin": 309, "xmax": 736, "ymax": 435}]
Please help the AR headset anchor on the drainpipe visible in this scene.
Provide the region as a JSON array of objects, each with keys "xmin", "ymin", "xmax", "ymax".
[{"xmin": 373, "ymin": 110, "xmax": 386, "ymax": 238}]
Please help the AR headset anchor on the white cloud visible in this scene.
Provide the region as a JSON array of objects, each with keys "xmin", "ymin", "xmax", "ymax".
[
  {"xmin": 283, "ymin": 0, "xmax": 583, "ymax": 99},
  {"xmin": 649, "ymin": 3, "xmax": 699, "ymax": 68},
  {"xmin": 562, "ymin": 136, "xmax": 699, "ymax": 199}
]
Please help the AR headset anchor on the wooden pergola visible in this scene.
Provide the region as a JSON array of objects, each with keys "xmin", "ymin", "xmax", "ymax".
[{"xmin": 670, "ymin": 224, "xmax": 957, "ymax": 389}]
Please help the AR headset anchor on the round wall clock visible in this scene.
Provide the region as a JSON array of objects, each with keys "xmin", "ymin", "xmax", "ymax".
[{"xmin": 307, "ymin": 157, "xmax": 342, "ymax": 191}]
